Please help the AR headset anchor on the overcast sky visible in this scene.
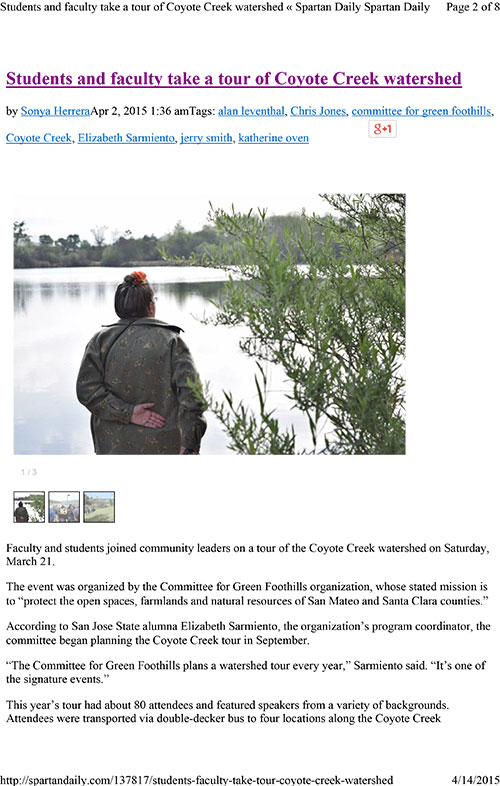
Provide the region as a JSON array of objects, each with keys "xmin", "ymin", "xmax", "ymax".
[{"xmin": 17, "ymin": 193, "xmax": 335, "ymax": 243}]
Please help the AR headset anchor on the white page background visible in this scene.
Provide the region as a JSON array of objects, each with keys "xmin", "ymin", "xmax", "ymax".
[{"xmin": 1, "ymin": 5, "xmax": 499, "ymax": 785}]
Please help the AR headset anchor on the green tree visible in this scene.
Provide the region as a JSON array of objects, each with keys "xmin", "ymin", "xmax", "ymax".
[
  {"xmin": 14, "ymin": 221, "xmax": 31, "ymax": 246},
  {"xmin": 28, "ymin": 495, "xmax": 45, "ymax": 523},
  {"xmin": 102, "ymin": 245, "xmax": 125, "ymax": 265},
  {"xmin": 66, "ymin": 234, "xmax": 81, "ymax": 251},
  {"xmin": 160, "ymin": 221, "xmax": 192, "ymax": 260},
  {"xmin": 55, "ymin": 234, "xmax": 80, "ymax": 254},
  {"xmin": 203, "ymin": 193, "xmax": 405, "ymax": 455}
]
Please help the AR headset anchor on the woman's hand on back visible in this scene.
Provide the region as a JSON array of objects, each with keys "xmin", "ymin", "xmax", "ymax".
[{"xmin": 130, "ymin": 403, "xmax": 165, "ymax": 428}]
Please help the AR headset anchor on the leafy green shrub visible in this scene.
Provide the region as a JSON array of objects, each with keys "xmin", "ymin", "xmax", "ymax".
[{"xmin": 203, "ymin": 194, "xmax": 405, "ymax": 455}]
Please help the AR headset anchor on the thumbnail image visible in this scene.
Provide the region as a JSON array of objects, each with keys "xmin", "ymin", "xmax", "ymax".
[
  {"xmin": 48, "ymin": 492, "xmax": 80, "ymax": 522},
  {"xmin": 83, "ymin": 492, "xmax": 115, "ymax": 523},
  {"xmin": 13, "ymin": 492, "xmax": 45, "ymax": 522}
]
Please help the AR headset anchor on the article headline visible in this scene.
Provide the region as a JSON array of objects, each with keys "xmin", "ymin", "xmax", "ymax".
[{"xmin": 5, "ymin": 70, "xmax": 463, "ymax": 87}]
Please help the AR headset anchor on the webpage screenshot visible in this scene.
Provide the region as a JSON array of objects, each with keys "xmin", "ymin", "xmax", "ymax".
[{"xmin": 1, "ymin": 4, "xmax": 498, "ymax": 786}]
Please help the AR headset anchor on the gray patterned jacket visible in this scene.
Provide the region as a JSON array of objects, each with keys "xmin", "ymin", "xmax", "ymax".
[{"xmin": 76, "ymin": 318, "xmax": 206, "ymax": 454}]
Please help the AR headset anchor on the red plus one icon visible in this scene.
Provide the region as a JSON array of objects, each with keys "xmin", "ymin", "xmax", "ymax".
[{"xmin": 369, "ymin": 121, "xmax": 397, "ymax": 138}]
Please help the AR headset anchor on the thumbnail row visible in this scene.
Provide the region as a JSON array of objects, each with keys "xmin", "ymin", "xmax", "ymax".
[{"xmin": 13, "ymin": 491, "xmax": 115, "ymax": 523}]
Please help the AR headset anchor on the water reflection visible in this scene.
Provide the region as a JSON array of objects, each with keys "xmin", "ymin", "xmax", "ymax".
[
  {"xmin": 95, "ymin": 281, "xmax": 107, "ymax": 302},
  {"xmin": 155, "ymin": 280, "xmax": 225, "ymax": 308},
  {"xmin": 14, "ymin": 282, "xmax": 34, "ymax": 314},
  {"xmin": 14, "ymin": 279, "xmax": 226, "ymax": 315},
  {"xmin": 40, "ymin": 283, "xmax": 57, "ymax": 300},
  {"xmin": 67, "ymin": 283, "xmax": 83, "ymax": 299}
]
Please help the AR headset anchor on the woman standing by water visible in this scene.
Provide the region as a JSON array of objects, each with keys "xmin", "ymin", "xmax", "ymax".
[{"xmin": 76, "ymin": 271, "xmax": 206, "ymax": 454}]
